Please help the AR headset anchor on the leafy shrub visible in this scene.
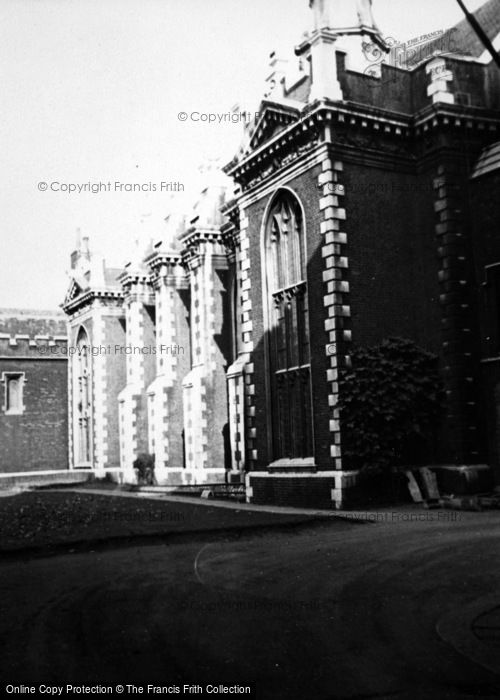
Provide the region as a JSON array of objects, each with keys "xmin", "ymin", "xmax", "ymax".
[
  {"xmin": 337, "ymin": 337, "xmax": 443, "ymax": 473},
  {"xmin": 133, "ymin": 453, "xmax": 156, "ymax": 485}
]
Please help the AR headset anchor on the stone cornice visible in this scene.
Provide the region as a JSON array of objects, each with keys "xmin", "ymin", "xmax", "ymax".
[
  {"xmin": 117, "ymin": 269, "xmax": 154, "ymax": 305},
  {"xmin": 123, "ymin": 290, "xmax": 155, "ymax": 305},
  {"xmin": 149, "ymin": 274, "xmax": 189, "ymax": 291},
  {"xmin": 61, "ymin": 289, "xmax": 123, "ymax": 315},
  {"xmin": 144, "ymin": 249, "xmax": 183, "ymax": 271},
  {"xmin": 225, "ymin": 99, "xmax": 500, "ymax": 192},
  {"xmin": 117, "ymin": 270, "xmax": 151, "ymax": 287},
  {"xmin": 179, "ymin": 227, "xmax": 228, "ymax": 267},
  {"xmin": 224, "ymin": 100, "xmax": 409, "ymax": 183},
  {"xmin": 235, "ymin": 143, "xmax": 329, "ymax": 210},
  {"xmin": 144, "ymin": 249, "xmax": 187, "ymax": 290},
  {"xmin": 413, "ymin": 103, "xmax": 500, "ymax": 133}
]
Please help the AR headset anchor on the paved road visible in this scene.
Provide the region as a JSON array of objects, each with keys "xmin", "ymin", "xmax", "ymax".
[{"xmin": 1, "ymin": 510, "xmax": 499, "ymax": 699}]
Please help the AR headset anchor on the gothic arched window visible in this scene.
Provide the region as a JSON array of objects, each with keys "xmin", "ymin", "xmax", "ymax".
[
  {"xmin": 74, "ymin": 327, "xmax": 92, "ymax": 466},
  {"xmin": 265, "ymin": 192, "xmax": 313, "ymax": 460}
]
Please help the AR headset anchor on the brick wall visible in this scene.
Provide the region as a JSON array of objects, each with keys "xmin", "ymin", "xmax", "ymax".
[
  {"xmin": 249, "ymin": 475, "xmax": 336, "ymax": 509},
  {"xmin": 0, "ymin": 311, "xmax": 68, "ymax": 473},
  {"xmin": 0, "ymin": 356, "xmax": 68, "ymax": 473},
  {"xmin": 345, "ymin": 162, "xmax": 441, "ymax": 352},
  {"xmin": 471, "ymin": 169, "xmax": 500, "ymax": 482},
  {"xmin": 432, "ymin": 161, "xmax": 484, "ymax": 464},
  {"xmin": 339, "ymin": 54, "xmax": 496, "ymax": 114}
]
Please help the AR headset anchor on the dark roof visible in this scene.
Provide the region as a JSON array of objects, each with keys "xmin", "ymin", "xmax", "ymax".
[
  {"xmin": 0, "ymin": 309, "xmax": 67, "ymax": 337},
  {"xmin": 444, "ymin": 0, "xmax": 500, "ymax": 59},
  {"xmin": 471, "ymin": 140, "xmax": 500, "ymax": 178},
  {"xmin": 391, "ymin": 0, "xmax": 500, "ymax": 69}
]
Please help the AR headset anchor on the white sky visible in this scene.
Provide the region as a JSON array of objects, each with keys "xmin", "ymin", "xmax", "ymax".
[{"xmin": 0, "ymin": 0, "xmax": 486, "ymax": 310}]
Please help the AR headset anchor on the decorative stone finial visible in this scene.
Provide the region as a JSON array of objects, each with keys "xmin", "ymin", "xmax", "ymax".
[{"xmin": 309, "ymin": 0, "xmax": 388, "ymax": 50}]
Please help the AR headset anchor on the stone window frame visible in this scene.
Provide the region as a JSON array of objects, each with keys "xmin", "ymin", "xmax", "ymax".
[
  {"xmin": 74, "ymin": 325, "xmax": 93, "ymax": 468},
  {"xmin": 1, "ymin": 371, "xmax": 26, "ymax": 415},
  {"xmin": 262, "ymin": 188, "xmax": 314, "ymax": 462}
]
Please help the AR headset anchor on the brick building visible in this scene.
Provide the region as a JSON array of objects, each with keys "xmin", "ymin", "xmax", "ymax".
[
  {"xmin": 0, "ymin": 308, "xmax": 69, "ymax": 483},
  {"xmin": 63, "ymin": 0, "xmax": 500, "ymax": 507}
]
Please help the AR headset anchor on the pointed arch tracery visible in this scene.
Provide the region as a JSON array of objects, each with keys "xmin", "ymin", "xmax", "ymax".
[{"xmin": 265, "ymin": 191, "xmax": 313, "ymax": 460}]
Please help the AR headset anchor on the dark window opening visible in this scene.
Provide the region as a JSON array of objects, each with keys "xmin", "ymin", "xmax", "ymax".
[{"xmin": 265, "ymin": 192, "xmax": 313, "ymax": 460}]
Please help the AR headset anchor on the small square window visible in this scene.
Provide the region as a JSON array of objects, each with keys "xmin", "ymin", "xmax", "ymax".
[{"xmin": 2, "ymin": 372, "xmax": 25, "ymax": 415}]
